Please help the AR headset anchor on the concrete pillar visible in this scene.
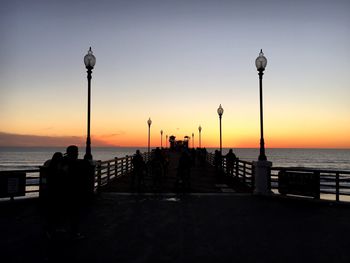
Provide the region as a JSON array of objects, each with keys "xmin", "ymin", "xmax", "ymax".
[{"xmin": 253, "ymin": 160, "xmax": 272, "ymax": 195}]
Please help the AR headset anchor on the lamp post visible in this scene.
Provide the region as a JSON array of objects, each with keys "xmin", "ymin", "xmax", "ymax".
[
  {"xmin": 160, "ymin": 130, "xmax": 163, "ymax": 148},
  {"xmin": 217, "ymin": 104, "xmax": 224, "ymax": 154},
  {"xmin": 192, "ymin": 133, "xmax": 194, "ymax": 148},
  {"xmin": 166, "ymin": 135, "xmax": 168, "ymax": 148},
  {"xmin": 147, "ymin": 118, "xmax": 152, "ymax": 154},
  {"xmin": 255, "ymin": 49, "xmax": 267, "ymax": 161},
  {"xmin": 198, "ymin": 125, "xmax": 202, "ymax": 148},
  {"xmin": 83, "ymin": 47, "xmax": 96, "ymax": 160}
]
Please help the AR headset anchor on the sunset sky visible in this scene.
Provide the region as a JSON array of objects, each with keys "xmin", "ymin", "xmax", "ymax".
[{"xmin": 1, "ymin": 0, "xmax": 349, "ymax": 148}]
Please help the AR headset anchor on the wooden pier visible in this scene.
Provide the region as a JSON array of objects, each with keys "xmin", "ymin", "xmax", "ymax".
[
  {"xmin": 101, "ymin": 150, "xmax": 251, "ymax": 194},
  {"xmin": 1, "ymin": 149, "xmax": 350, "ymax": 262}
]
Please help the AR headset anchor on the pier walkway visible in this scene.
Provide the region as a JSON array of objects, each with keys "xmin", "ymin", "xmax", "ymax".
[
  {"xmin": 2, "ymin": 193, "xmax": 350, "ymax": 262},
  {"xmin": 1, "ymin": 151, "xmax": 350, "ymax": 262},
  {"xmin": 102, "ymin": 151, "xmax": 250, "ymax": 194}
]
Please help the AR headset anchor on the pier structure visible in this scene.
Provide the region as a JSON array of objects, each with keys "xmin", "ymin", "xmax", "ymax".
[
  {"xmin": 1, "ymin": 148, "xmax": 350, "ymax": 201},
  {"xmin": 1, "ymin": 149, "xmax": 350, "ymax": 262}
]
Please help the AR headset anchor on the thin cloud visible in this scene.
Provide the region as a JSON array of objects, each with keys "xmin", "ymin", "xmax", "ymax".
[{"xmin": 0, "ymin": 132, "xmax": 114, "ymax": 147}]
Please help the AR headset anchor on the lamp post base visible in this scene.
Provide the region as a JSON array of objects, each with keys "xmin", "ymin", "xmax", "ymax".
[
  {"xmin": 84, "ymin": 153, "xmax": 92, "ymax": 161},
  {"xmin": 253, "ymin": 160, "xmax": 272, "ymax": 195}
]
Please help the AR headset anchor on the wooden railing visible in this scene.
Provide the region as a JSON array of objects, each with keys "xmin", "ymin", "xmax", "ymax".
[
  {"xmin": 206, "ymin": 152, "xmax": 254, "ymax": 189},
  {"xmin": 0, "ymin": 169, "xmax": 40, "ymax": 200},
  {"xmin": 92, "ymin": 152, "xmax": 151, "ymax": 191},
  {"xmin": 2, "ymin": 152, "xmax": 350, "ymax": 203},
  {"xmin": 0, "ymin": 152, "xmax": 152, "ymax": 200},
  {"xmin": 207, "ymin": 153, "xmax": 350, "ymax": 202},
  {"xmin": 270, "ymin": 167, "xmax": 350, "ymax": 202}
]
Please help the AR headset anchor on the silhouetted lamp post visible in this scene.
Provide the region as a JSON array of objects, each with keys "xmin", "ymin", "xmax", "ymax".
[
  {"xmin": 217, "ymin": 104, "xmax": 224, "ymax": 154},
  {"xmin": 192, "ymin": 133, "xmax": 194, "ymax": 148},
  {"xmin": 160, "ymin": 130, "xmax": 163, "ymax": 148},
  {"xmin": 147, "ymin": 118, "xmax": 152, "ymax": 154},
  {"xmin": 84, "ymin": 47, "xmax": 96, "ymax": 160},
  {"xmin": 255, "ymin": 49, "xmax": 267, "ymax": 161},
  {"xmin": 198, "ymin": 125, "xmax": 202, "ymax": 148},
  {"xmin": 166, "ymin": 135, "xmax": 168, "ymax": 148}
]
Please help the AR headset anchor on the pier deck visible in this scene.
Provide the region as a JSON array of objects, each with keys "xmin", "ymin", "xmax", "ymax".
[
  {"xmin": 1, "ymin": 151, "xmax": 350, "ymax": 262},
  {"xmin": 102, "ymin": 151, "xmax": 249, "ymax": 193},
  {"xmin": 1, "ymin": 193, "xmax": 350, "ymax": 262}
]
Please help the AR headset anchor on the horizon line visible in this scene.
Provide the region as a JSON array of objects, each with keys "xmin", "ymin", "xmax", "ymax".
[{"xmin": 0, "ymin": 146, "xmax": 349, "ymax": 150}]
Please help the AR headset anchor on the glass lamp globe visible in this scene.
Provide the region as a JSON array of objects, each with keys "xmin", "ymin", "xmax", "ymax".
[
  {"xmin": 217, "ymin": 104, "xmax": 224, "ymax": 116},
  {"xmin": 84, "ymin": 47, "xmax": 96, "ymax": 69},
  {"xmin": 147, "ymin": 118, "xmax": 152, "ymax": 126},
  {"xmin": 255, "ymin": 49, "xmax": 267, "ymax": 71}
]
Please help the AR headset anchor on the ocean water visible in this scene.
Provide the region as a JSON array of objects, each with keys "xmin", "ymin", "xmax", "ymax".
[{"xmin": 0, "ymin": 147, "xmax": 349, "ymax": 171}]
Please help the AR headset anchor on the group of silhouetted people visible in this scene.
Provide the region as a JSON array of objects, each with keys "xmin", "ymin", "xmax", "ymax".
[
  {"xmin": 43, "ymin": 145, "xmax": 94, "ymax": 241},
  {"xmin": 131, "ymin": 147, "xmax": 170, "ymax": 192},
  {"xmin": 130, "ymin": 147, "xmax": 215, "ymax": 192},
  {"xmin": 214, "ymin": 149, "xmax": 237, "ymax": 177}
]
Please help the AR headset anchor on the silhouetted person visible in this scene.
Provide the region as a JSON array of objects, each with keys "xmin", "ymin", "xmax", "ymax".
[
  {"xmin": 151, "ymin": 147, "xmax": 164, "ymax": 191},
  {"xmin": 225, "ymin": 149, "xmax": 237, "ymax": 176},
  {"xmin": 198, "ymin": 148, "xmax": 207, "ymax": 166},
  {"xmin": 61, "ymin": 145, "xmax": 87, "ymax": 239},
  {"xmin": 214, "ymin": 150, "xmax": 222, "ymax": 176},
  {"xmin": 161, "ymin": 148, "xmax": 169, "ymax": 176},
  {"xmin": 190, "ymin": 148, "xmax": 196, "ymax": 166},
  {"xmin": 177, "ymin": 149, "xmax": 192, "ymax": 191},
  {"xmin": 131, "ymin": 150, "xmax": 145, "ymax": 191},
  {"xmin": 45, "ymin": 152, "xmax": 64, "ymax": 237}
]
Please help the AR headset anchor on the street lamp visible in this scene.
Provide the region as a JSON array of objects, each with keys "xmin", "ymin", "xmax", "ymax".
[
  {"xmin": 83, "ymin": 47, "xmax": 96, "ymax": 160},
  {"xmin": 166, "ymin": 135, "xmax": 168, "ymax": 148},
  {"xmin": 192, "ymin": 133, "xmax": 194, "ymax": 148},
  {"xmin": 217, "ymin": 104, "xmax": 224, "ymax": 154},
  {"xmin": 255, "ymin": 49, "xmax": 267, "ymax": 161},
  {"xmin": 147, "ymin": 118, "xmax": 152, "ymax": 154},
  {"xmin": 198, "ymin": 125, "xmax": 202, "ymax": 148},
  {"xmin": 160, "ymin": 130, "xmax": 163, "ymax": 148}
]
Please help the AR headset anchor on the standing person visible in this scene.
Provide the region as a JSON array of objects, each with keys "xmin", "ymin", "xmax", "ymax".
[
  {"xmin": 44, "ymin": 152, "xmax": 64, "ymax": 238},
  {"xmin": 132, "ymin": 150, "xmax": 145, "ymax": 191},
  {"xmin": 214, "ymin": 150, "xmax": 221, "ymax": 172},
  {"xmin": 225, "ymin": 149, "xmax": 237, "ymax": 176},
  {"xmin": 61, "ymin": 145, "xmax": 86, "ymax": 239},
  {"xmin": 151, "ymin": 147, "xmax": 164, "ymax": 191},
  {"xmin": 177, "ymin": 149, "xmax": 192, "ymax": 191}
]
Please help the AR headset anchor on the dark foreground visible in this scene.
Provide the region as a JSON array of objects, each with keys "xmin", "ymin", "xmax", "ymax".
[{"xmin": 1, "ymin": 193, "xmax": 350, "ymax": 263}]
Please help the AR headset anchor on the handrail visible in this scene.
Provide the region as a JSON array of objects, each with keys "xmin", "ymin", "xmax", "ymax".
[
  {"xmin": 272, "ymin": 166, "xmax": 350, "ymax": 174},
  {"xmin": 2, "ymin": 151, "xmax": 350, "ymax": 203},
  {"xmin": 93, "ymin": 152, "xmax": 152, "ymax": 191},
  {"xmin": 0, "ymin": 169, "xmax": 40, "ymax": 200},
  {"xmin": 270, "ymin": 166, "xmax": 350, "ymax": 202},
  {"xmin": 0, "ymin": 152, "xmax": 153, "ymax": 200},
  {"xmin": 207, "ymin": 152, "xmax": 350, "ymax": 202},
  {"xmin": 206, "ymin": 152, "xmax": 254, "ymax": 190}
]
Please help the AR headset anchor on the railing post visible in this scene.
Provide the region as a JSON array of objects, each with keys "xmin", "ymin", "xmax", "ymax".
[
  {"xmin": 235, "ymin": 158, "xmax": 239, "ymax": 178},
  {"xmin": 126, "ymin": 155, "xmax": 129, "ymax": 175},
  {"xmin": 336, "ymin": 172, "xmax": 340, "ymax": 202},
  {"xmin": 96, "ymin": 161, "xmax": 102, "ymax": 192},
  {"xmin": 120, "ymin": 158, "xmax": 124, "ymax": 176},
  {"xmin": 251, "ymin": 163, "xmax": 255, "ymax": 190},
  {"xmin": 243, "ymin": 162, "xmax": 246, "ymax": 184},
  {"xmin": 115, "ymin": 157, "xmax": 118, "ymax": 178},
  {"xmin": 107, "ymin": 161, "xmax": 111, "ymax": 183}
]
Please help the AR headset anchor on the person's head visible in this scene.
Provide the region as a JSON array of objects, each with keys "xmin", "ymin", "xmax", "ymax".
[
  {"xmin": 229, "ymin": 149, "xmax": 233, "ymax": 153},
  {"xmin": 65, "ymin": 145, "xmax": 78, "ymax": 160},
  {"xmin": 136, "ymin": 150, "xmax": 140, "ymax": 155},
  {"xmin": 52, "ymin": 152, "xmax": 63, "ymax": 161}
]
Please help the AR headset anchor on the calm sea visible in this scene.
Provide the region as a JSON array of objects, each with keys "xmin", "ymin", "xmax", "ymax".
[{"xmin": 0, "ymin": 147, "xmax": 350, "ymax": 171}]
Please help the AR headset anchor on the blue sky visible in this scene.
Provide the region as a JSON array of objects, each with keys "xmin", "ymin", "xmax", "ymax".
[{"xmin": 1, "ymin": 0, "xmax": 350, "ymax": 147}]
